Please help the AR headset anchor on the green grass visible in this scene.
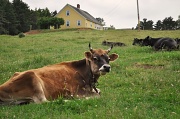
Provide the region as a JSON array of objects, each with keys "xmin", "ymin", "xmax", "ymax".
[{"xmin": 0, "ymin": 29, "xmax": 180, "ymax": 119}]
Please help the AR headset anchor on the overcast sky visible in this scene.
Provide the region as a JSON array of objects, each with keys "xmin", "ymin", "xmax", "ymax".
[{"xmin": 10, "ymin": 0, "xmax": 180, "ymax": 29}]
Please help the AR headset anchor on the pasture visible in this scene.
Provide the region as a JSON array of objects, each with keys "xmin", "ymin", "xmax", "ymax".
[{"xmin": 0, "ymin": 29, "xmax": 180, "ymax": 119}]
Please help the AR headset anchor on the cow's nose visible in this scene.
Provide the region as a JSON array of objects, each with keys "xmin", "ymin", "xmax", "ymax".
[
  {"xmin": 104, "ymin": 65, "xmax": 111, "ymax": 72},
  {"xmin": 103, "ymin": 64, "xmax": 111, "ymax": 72},
  {"xmin": 99, "ymin": 64, "xmax": 111, "ymax": 72}
]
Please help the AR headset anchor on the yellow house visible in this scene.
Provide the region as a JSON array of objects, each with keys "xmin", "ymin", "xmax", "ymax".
[{"xmin": 55, "ymin": 4, "xmax": 103, "ymax": 30}]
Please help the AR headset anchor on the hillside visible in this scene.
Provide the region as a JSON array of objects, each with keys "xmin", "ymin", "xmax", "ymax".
[{"xmin": 0, "ymin": 30, "xmax": 180, "ymax": 119}]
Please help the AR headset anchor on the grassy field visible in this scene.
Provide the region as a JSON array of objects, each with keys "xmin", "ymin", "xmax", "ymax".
[{"xmin": 0, "ymin": 29, "xmax": 180, "ymax": 119}]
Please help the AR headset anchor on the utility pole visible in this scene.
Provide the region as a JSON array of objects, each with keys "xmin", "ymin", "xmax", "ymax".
[{"xmin": 137, "ymin": 0, "xmax": 140, "ymax": 31}]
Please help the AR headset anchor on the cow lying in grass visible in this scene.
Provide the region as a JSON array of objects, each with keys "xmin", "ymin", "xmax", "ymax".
[
  {"xmin": 132, "ymin": 38, "xmax": 143, "ymax": 46},
  {"xmin": 0, "ymin": 43, "xmax": 118, "ymax": 105},
  {"xmin": 133, "ymin": 36, "xmax": 178, "ymax": 51},
  {"xmin": 102, "ymin": 40, "xmax": 126, "ymax": 47},
  {"xmin": 175, "ymin": 38, "xmax": 180, "ymax": 49},
  {"xmin": 142, "ymin": 36, "xmax": 178, "ymax": 51}
]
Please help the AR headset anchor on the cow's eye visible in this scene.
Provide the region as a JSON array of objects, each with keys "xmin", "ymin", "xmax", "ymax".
[
  {"xmin": 93, "ymin": 57, "xmax": 98, "ymax": 61},
  {"xmin": 108, "ymin": 58, "xmax": 111, "ymax": 61}
]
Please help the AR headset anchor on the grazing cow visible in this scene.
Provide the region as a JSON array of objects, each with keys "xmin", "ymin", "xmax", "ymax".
[
  {"xmin": 0, "ymin": 44, "xmax": 119, "ymax": 105},
  {"xmin": 132, "ymin": 38, "xmax": 143, "ymax": 46}
]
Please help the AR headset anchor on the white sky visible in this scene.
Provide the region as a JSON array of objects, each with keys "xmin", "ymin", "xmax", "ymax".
[{"xmin": 10, "ymin": 0, "xmax": 180, "ymax": 29}]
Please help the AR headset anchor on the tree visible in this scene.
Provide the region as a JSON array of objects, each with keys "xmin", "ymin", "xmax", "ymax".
[
  {"xmin": 29, "ymin": 9, "xmax": 39, "ymax": 30},
  {"xmin": 36, "ymin": 8, "xmax": 51, "ymax": 17},
  {"xmin": 176, "ymin": 15, "xmax": 180, "ymax": 29},
  {"xmin": 35, "ymin": 8, "xmax": 53, "ymax": 29},
  {"xmin": 51, "ymin": 10, "xmax": 57, "ymax": 17},
  {"xmin": 13, "ymin": 0, "xmax": 31, "ymax": 33},
  {"xmin": 154, "ymin": 20, "xmax": 163, "ymax": 30},
  {"xmin": 137, "ymin": 18, "xmax": 154, "ymax": 30},
  {"xmin": 162, "ymin": 16, "xmax": 176, "ymax": 30},
  {"xmin": 4, "ymin": 0, "xmax": 18, "ymax": 35},
  {"xmin": 109, "ymin": 25, "xmax": 115, "ymax": 30},
  {"xmin": 49, "ymin": 17, "xmax": 64, "ymax": 29},
  {"xmin": 96, "ymin": 17, "xmax": 105, "ymax": 26},
  {"xmin": 146, "ymin": 20, "xmax": 154, "ymax": 30},
  {"xmin": 0, "ymin": 0, "xmax": 8, "ymax": 34},
  {"xmin": 142, "ymin": 18, "xmax": 153, "ymax": 30},
  {"xmin": 0, "ymin": 0, "xmax": 18, "ymax": 35},
  {"xmin": 141, "ymin": 18, "xmax": 147, "ymax": 30},
  {"xmin": 37, "ymin": 17, "xmax": 50, "ymax": 29},
  {"xmin": 38, "ymin": 17, "xmax": 64, "ymax": 29}
]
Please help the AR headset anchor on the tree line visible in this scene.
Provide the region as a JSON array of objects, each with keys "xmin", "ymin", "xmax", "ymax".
[
  {"xmin": 136, "ymin": 16, "xmax": 180, "ymax": 30},
  {"xmin": 0, "ymin": 0, "xmax": 64, "ymax": 35},
  {"xmin": 1, "ymin": 0, "xmax": 180, "ymax": 35}
]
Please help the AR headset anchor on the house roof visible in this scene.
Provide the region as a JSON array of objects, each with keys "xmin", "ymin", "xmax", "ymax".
[{"xmin": 68, "ymin": 4, "xmax": 102, "ymax": 25}]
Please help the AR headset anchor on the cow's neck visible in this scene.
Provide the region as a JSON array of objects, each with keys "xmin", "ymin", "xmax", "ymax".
[
  {"xmin": 87, "ymin": 60, "xmax": 99, "ymax": 83},
  {"xmin": 87, "ymin": 60, "xmax": 100, "ymax": 93},
  {"xmin": 71, "ymin": 59, "xmax": 100, "ymax": 90}
]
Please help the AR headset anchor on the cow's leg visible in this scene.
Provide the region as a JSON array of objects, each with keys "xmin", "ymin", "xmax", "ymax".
[
  {"xmin": 24, "ymin": 71, "xmax": 48, "ymax": 103},
  {"xmin": 92, "ymin": 88, "xmax": 101, "ymax": 94},
  {"xmin": 76, "ymin": 85, "xmax": 100, "ymax": 99},
  {"xmin": 31, "ymin": 82, "xmax": 48, "ymax": 104},
  {"xmin": 0, "ymin": 71, "xmax": 48, "ymax": 105}
]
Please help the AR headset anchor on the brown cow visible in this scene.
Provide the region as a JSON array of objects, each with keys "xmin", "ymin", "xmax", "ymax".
[{"xmin": 0, "ymin": 43, "xmax": 118, "ymax": 105}]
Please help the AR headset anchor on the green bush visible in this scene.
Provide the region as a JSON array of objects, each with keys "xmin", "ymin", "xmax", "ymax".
[{"xmin": 18, "ymin": 32, "xmax": 25, "ymax": 38}]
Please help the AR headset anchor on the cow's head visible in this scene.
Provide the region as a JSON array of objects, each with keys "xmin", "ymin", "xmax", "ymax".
[
  {"xmin": 132, "ymin": 38, "xmax": 138, "ymax": 45},
  {"xmin": 142, "ymin": 36, "xmax": 151, "ymax": 46},
  {"xmin": 85, "ymin": 43, "xmax": 118, "ymax": 75}
]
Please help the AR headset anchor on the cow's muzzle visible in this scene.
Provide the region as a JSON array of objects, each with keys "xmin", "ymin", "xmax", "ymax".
[{"xmin": 99, "ymin": 64, "xmax": 111, "ymax": 75}]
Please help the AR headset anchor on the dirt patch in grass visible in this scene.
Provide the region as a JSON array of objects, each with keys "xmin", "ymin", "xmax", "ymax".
[
  {"xmin": 25, "ymin": 30, "xmax": 41, "ymax": 35},
  {"xmin": 134, "ymin": 63, "xmax": 164, "ymax": 69}
]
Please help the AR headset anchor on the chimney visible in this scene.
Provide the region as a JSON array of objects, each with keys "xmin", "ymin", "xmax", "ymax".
[{"xmin": 77, "ymin": 4, "xmax": 80, "ymax": 9}]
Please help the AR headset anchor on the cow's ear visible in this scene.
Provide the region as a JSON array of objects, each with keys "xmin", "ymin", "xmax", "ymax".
[
  {"xmin": 85, "ymin": 51, "xmax": 92, "ymax": 60},
  {"xmin": 109, "ymin": 53, "xmax": 119, "ymax": 61}
]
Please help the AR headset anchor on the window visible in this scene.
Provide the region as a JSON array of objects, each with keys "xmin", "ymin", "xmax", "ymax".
[
  {"xmin": 66, "ymin": 21, "xmax": 70, "ymax": 27},
  {"xmin": 77, "ymin": 20, "xmax": 81, "ymax": 26},
  {"xmin": 66, "ymin": 11, "xmax": 70, "ymax": 16}
]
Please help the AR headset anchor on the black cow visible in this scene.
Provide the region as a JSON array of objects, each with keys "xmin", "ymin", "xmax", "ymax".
[
  {"xmin": 102, "ymin": 40, "xmax": 126, "ymax": 47},
  {"xmin": 153, "ymin": 38, "xmax": 178, "ymax": 51},
  {"xmin": 102, "ymin": 40, "xmax": 114, "ymax": 46},
  {"xmin": 132, "ymin": 38, "xmax": 143, "ymax": 46},
  {"xmin": 142, "ymin": 36, "xmax": 162, "ymax": 47},
  {"xmin": 175, "ymin": 38, "xmax": 180, "ymax": 49},
  {"xmin": 142, "ymin": 36, "xmax": 178, "ymax": 51},
  {"xmin": 114, "ymin": 42, "xmax": 126, "ymax": 46}
]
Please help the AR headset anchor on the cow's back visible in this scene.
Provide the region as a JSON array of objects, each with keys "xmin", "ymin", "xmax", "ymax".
[
  {"xmin": 153, "ymin": 38, "xmax": 177, "ymax": 50},
  {"xmin": 0, "ymin": 62, "xmax": 85, "ymax": 103},
  {"xmin": 33, "ymin": 63, "xmax": 85, "ymax": 99}
]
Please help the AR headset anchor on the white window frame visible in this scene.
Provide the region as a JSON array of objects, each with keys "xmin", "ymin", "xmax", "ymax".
[
  {"xmin": 66, "ymin": 21, "xmax": 70, "ymax": 27},
  {"xmin": 77, "ymin": 20, "xmax": 81, "ymax": 26},
  {"xmin": 66, "ymin": 10, "xmax": 70, "ymax": 16}
]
